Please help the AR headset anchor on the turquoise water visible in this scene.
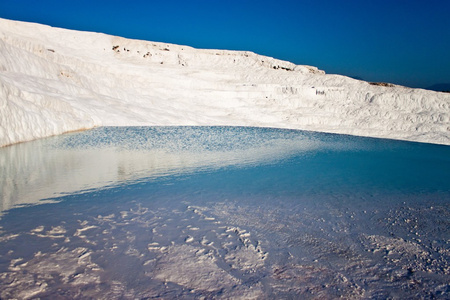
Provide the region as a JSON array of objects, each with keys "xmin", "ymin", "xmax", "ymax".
[{"xmin": 0, "ymin": 126, "xmax": 449, "ymax": 299}]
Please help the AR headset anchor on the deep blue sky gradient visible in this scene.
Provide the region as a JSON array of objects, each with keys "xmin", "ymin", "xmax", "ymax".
[{"xmin": 1, "ymin": 0, "xmax": 449, "ymax": 89}]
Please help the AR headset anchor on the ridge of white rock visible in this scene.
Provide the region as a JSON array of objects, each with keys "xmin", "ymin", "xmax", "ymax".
[{"xmin": 0, "ymin": 17, "xmax": 449, "ymax": 147}]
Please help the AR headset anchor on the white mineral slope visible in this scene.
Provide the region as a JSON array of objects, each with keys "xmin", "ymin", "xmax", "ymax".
[{"xmin": 0, "ymin": 17, "xmax": 449, "ymax": 147}]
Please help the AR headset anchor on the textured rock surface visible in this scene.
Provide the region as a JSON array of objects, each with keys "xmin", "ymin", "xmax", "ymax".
[{"xmin": 1, "ymin": 18, "xmax": 449, "ymax": 146}]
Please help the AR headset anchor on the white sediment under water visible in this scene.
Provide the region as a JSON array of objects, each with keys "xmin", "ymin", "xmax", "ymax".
[
  {"xmin": 0, "ymin": 126, "xmax": 449, "ymax": 299},
  {"xmin": 0, "ymin": 17, "xmax": 449, "ymax": 148}
]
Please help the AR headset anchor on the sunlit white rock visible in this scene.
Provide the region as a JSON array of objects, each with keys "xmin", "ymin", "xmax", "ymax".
[{"xmin": 0, "ymin": 17, "xmax": 449, "ymax": 147}]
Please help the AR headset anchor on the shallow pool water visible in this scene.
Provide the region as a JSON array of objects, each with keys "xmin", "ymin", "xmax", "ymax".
[{"xmin": 0, "ymin": 126, "xmax": 449, "ymax": 299}]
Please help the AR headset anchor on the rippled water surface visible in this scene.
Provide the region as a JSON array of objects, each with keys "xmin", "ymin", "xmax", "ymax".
[{"xmin": 0, "ymin": 126, "xmax": 449, "ymax": 299}]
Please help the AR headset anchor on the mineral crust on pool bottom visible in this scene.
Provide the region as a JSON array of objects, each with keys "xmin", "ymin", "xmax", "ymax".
[{"xmin": 0, "ymin": 127, "xmax": 449, "ymax": 299}]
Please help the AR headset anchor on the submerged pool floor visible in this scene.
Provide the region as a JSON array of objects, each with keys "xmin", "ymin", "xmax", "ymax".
[{"xmin": 0, "ymin": 127, "xmax": 449, "ymax": 299}]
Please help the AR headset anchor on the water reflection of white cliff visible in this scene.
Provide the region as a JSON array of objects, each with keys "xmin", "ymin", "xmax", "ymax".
[{"xmin": 0, "ymin": 127, "xmax": 321, "ymax": 214}]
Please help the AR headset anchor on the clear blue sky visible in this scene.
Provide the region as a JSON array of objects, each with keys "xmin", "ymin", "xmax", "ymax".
[{"xmin": 1, "ymin": 0, "xmax": 449, "ymax": 89}]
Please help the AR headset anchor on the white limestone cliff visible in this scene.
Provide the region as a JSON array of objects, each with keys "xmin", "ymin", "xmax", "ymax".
[{"xmin": 1, "ymin": 18, "xmax": 449, "ymax": 147}]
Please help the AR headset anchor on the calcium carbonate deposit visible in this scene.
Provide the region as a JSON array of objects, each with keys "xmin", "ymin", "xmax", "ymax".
[
  {"xmin": 1, "ymin": 18, "xmax": 449, "ymax": 147},
  {"xmin": 0, "ymin": 127, "xmax": 449, "ymax": 299},
  {"xmin": 1, "ymin": 16, "xmax": 450, "ymax": 298}
]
